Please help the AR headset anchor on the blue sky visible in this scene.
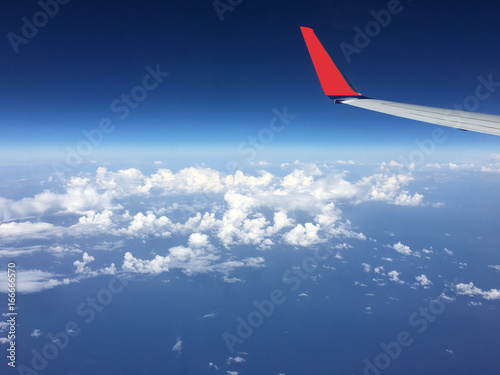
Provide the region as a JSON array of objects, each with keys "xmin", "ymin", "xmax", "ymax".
[
  {"xmin": 1, "ymin": 0, "xmax": 500, "ymax": 156},
  {"xmin": 1, "ymin": 1, "xmax": 500, "ymax": 375}
]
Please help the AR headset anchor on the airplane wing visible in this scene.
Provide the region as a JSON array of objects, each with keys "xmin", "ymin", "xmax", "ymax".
[{"xmin": 300, "ymin": 26, "xmax": 500, "ymax": 137}]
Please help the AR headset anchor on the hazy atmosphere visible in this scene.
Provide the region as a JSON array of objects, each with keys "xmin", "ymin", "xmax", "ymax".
[{"xmin": 1, "ymin": 1, "xmax": 500, "ymax": 374}]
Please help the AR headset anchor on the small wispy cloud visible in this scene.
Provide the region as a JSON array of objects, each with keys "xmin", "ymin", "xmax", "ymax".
[
  {"xmin": 227, "ymin": 356, "xmax": 246, "ymax": 365},
  {"xmin": 202, "ymin": 312, "xmax": 218, "ymax": 319},
  {"xmin": 172, "ymin": 336, "xmax": 182, "ymax": 355},
  {"xmin": 31, "ymin": 329, "xmax": 42, "ymax": 338}
]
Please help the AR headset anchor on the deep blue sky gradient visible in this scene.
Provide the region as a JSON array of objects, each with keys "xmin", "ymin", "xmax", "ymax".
[{"xmin": 2, "ymin": 0, "xmax": 500, "ymax": 159}]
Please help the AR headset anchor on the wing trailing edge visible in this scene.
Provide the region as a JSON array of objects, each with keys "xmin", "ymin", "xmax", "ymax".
[{"xmin": 300, "ymin": 27, "xmax": 500, "ymax": 137}]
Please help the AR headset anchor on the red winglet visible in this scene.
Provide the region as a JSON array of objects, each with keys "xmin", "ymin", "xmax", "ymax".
[{"xmin": 300, "ymin": 27, "xmax": 360, "ymax": 97}]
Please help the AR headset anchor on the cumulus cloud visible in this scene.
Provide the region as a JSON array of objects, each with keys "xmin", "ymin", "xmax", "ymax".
[
  {"xmin": 122, "ymin": 234, "xmax": 264, "ymax": 277},
  {"xmin": 356, "ymin": 174, "xmax": 423, "ymax": 206},
  {"xmin": 0, "ymin": 163, "xmax": 432, "ymax": 293},
  {"xmin": 73, "ymin": 252, "xmax": 116, "ymax": 277},
  {"xmin": 387, "ymin": 242, "xmax": 412, "ymax": 256},
  {"xmin": 284, "ymin": 223, "xmax": 323, "ymax": 247},
  {"xmin": 387, "ymin": 270, "xmax": 404, "ymax": 284},
  {"xmin": 227, "ymin": 356, "xmax": 246, "ymax": 364},
  {"xmin": 118, "ymin": 211, "xmax": 172, "ymax": 238},
  {"xmin": 1, "ymin": 164, "xmax": 424, "ymax": 252},
  {"xmin": 455, "ymin": 282, "xmax": 500, "ymax": 300},
  {"xmin": 415, "ymin": 274, "xmax": 432, "ymax": 287},
  {"xmin": 74, "ymin": 252, "xmax": 96, "ymax": 274}
]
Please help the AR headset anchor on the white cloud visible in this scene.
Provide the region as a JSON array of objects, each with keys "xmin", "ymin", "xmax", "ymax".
[
  {"xmin": 356, "ymin": 174, "xmax": 423, "ymax": 206},
  {"xmin": 439, "ymin": 292, "xmax": 455, "ymax": 302},
  {"xmin": 222, "ymin": 276, "xmax": 244, "ymax": 283},
  {"xmin": 0, "ymin": 322, "xmax": 9, "ymax": 332},
  {"xmin": 0, "ymin": 222, "xmax": 62, "ymax": 242},
  {"xmin": 208, "ymin": 362, "xmax": 220, "ymax": 370},
  {"xmin": 284, "ymin": 223, "xmax": 323, "ymax": 247},
  {"xmin": 354, "ymin": 281, "xmax": 367, "ymax": 287},
  {"xmin": 227, "ymin": 356, "xmax": 246, "ymax": 364},
  {"xmin": 455, "ymin": 282, "xmax": 500, "ymax": 300},
  {"xmin": 0, "ymin": 165, "xmax": 423, "ymax": 253},
  {"xmin": 47, "ymin": 245, "xmax": 82, "ymax": 257},
  {"xmin": 122, "ymin": 235, "xmax": 264, "ymax": 277},
  {"xmin": 172, "ymin": 336, "xmax": 182, "ymax": 354},
  {"xmin": 31, "ymin": 329, "xmax": 42, "ymax": 338},
  {"xmin": 118, "ymin": 211, "xmax": 172, "ymax": 238},
  {"xmin": 202, "ymin": 312, "xmax": 217, "ymax": 319},
  {"xmin": 387, "ymin": 242, "xmax": 412, "ymax": 256},
  {"xmin": 415, "ymin": 274, "xmax": 432, "ymax": 287},
  {"xmin": 387, "ymin": 270, "xmax": 404, "ymax": 284},
  {"xmin": 74, "ymin": 252, "xmax": 96, "ymax": 274},
  {"xmin": 0, "ymin": 270, "xmax": 73, "ymax": 294},
  {"xmin": 0, "ymin": 164, "xmax": 434, "ymax": 293},
  {"xmin": 72, "ymin": 252, "xmax": 116, "ymax": 277},
  {"xmin": 0, "ymin": 245, "xmax": 44, "ymax": 257},
  {"xmin": 488, "ymin": 265, "xmax": 500, "ymax": 271}
]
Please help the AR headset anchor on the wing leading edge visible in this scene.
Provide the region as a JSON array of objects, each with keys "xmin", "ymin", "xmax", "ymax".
[{"xmin": 300, "ymin": 26, "xmax": 500, "ymax": 137}]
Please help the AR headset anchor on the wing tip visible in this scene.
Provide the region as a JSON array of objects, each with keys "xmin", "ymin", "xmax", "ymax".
[{"xmin": 300, "ymin": 27, "xmax": 361, "ymax": 98}]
